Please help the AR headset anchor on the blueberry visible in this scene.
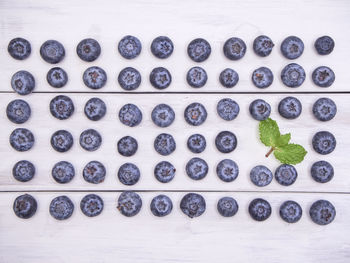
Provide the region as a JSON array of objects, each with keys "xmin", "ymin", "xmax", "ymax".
[
  {"xmin": 13, "ymin": 194, "xmax": 37, "ymax": 219},
  {"xmin": 275, "ymin": 164, "xmax": 298, "ymax": 186},
  {"xmin": 252, "ymin": 67, "xmax": 274, "ymax": 89},
  {"xmin": 10, "ymin": 128, "xmax": 34, "ymax": 152},
  {"xmin": 217, "ymin": 98, "xmax": 240, "ymax": 121},
  {"xmin": 49, "ymin": 195, "xmax": 74, "ymax": 220},
  {"xmin": 281, "ymin": 63, "xmax": 305, "ymax": 88},
  {"xmin": 79, "ymin": 129, "xmax": 102, "ymax": 151},
  {"xmin": 8, "ymin": 38, "xmax": 31, "ymax": 60},
  {"xmin": 150, "ymin": 67, "xmax": 172, "ymax": 90},
  {"xmin": 215, "ymin": 131, "xmax": 237, "ymax": 153},
  {"xmin": 253, "ymin": 35, "xmax": 274, "ymax": 57},
  {"xmin": 83, "ymin": 161, "xmax": 106, "ymax": 184},
  {"xmin": 13, "ymin": 160, "xmax": 35, "ymax": 182},
  {"xmin": 309, "ymin": 200, "xmax": 336, "ymax": 225},
  {"xmin": 50, "ymin": 130, "xmax": 73, "ymax": 153},
  {"xmin": 47, "ymin": 67, "xmax": 68, "ymax": 88},
  {"xmin": 217, "ymin": 197, "xmax": 239, "ymax": 217},
  {"xmin": 6, "ymin": 99, "xmax": 31, "ymax": 124},
  {"xmin": 117, "ymin": 136, "xmax": 138, "ymax": 157},
  {"xmin": 311, "ymin": 160, "xmax": 334, "ymax": 183},
  {"xmin": 84, "ymin": 97, "xmax": 107, "ymax": 121},
  {"xmin": 187, "ymin": 38, "xmax": 211, "ymax": 62},
  {"xmin": 315, "ymin": 36, "xmax": 334, "ymax": 55},
  {"xmin": 118, "ymin": 163, "xmax": 140, "ymax": 186},
  {"xmin": 187, "ymin": 134, "xmax": 206, "ymax": 153},
  {"xmin": 154, "ymin": 161, "xmax": 176, "ymax": 183},
  {"xmin": 184, "ymin": 102, "xmax": 207, "ymax": 126},
  {"xmin": 117, "ymin": 191, "xmax": 142, "ymax": 217},
  {"xmin": 186, "ymin": 157, "xmax": 208, "ymax": 180},
  {"xmin": 83, "ymin": 66, "xmax": 107, "ymax": 89},
  {"xmin": 250, "ymin": 165, "xmax": 273, "ymax": 187},
  {"xmin": 151, "ymin": 36, "xmax": 174, "ymax": 59},
  {"xmin": 278, "ymin": 96, "xmax": 302, "ymax": 119},
  {"xmin": 249, "ymin": 198, "xmax": 271, "ymax": 221},
  {"xmin": 219, "ymin": 68, "xmax": 239, "ymax": 88},
  {"xmin": 312, "ymin": 131, "xmax": 336, "ymax": 155},
  {"xmin": 51, "ymin": 161, "xmax": 75, "ymax": 184},
  {"xmin": 150, "ymin": 194, "xmax": 173, "ymax": 217},
  {"xmin": 312, "ymin": 97, "xmax": 337, "ymax": 121},
  {"xmin": 119, "ymin": 103, "xmax": 142, "ymax": 127},
  {"xmin": 279, "ymin": 200, "xmax": 302, "ymax": 223},
  {"xmin": 118, "ymin": 35, "xmax": 142, "ymax": 59},
  {"xmin": 154, "ymin": 133, "xmax": 176, "ymax": 156},
  {"xmin": 76, "ymin": 38, "xmax": 101, "ymax": 62},
  {"xmin": 281, "ymin": 36, "xmax": 304, "ymax": 59},
  {"xmin": 249, "ymin": 99, "xmax": 271, "ymax": 121},
  {"xmin": 80, "ymin": 194, "xmax": 104, "ymax": 217},
  {"xmin": 180, "ymin": 193, "xmax": 206, "ymax": 218},
  {"xmin": 223, "ymin": 37, "xmax": 246, "ymax": 60},
  {"xmin": 40, "ymin": 40, "xmax": 65, "ymax": 64},
  {"xmin": 49, "ymin": 95, "xmax": 75, "ymax": 120},
  {"xmin": 118, "ymin": 67, "xmax": 141, "ymax": 91},
  {"xmin": 312, "ymin": 66, "xmax": 335, "ymax": 88},
  {"xmin": 11, "ymin": 70, "xmax": 35, "ymax": 95},
  {"xmin": 216, "ymin": 159, "xmax": 239, "ymax": 182},
  {"xmin": 151, "ymin": 104, "xmax": 175, "ymax": 128},
  {"xmin": 186, "ymin": 67, "xmax": 207, "ymax": 88}
]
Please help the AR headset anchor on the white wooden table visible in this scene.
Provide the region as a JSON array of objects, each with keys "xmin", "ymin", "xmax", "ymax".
[{"xmin": 1, "ymin": 0, "xmax": 350, "ymax": 262}]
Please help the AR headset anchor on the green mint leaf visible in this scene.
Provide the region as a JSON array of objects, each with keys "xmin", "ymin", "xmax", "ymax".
[
  {"xmin": 259, "ymin": 118, "xmax": 280, "ymax": 147},
  {"xmin": 276, "ymin": 133, "xmax": 291, "ymax": 147},
  {"xmin": 274, "ymin": 144, "xmax": 307, "ymax": 165}
]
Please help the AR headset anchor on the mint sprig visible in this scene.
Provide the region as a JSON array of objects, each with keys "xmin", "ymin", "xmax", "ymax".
[{"xmin": 259, "ymin": 118, "xmax": 307, "ymax": 165}]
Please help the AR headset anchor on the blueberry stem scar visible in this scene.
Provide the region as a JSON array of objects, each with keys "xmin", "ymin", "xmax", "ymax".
[{"xmin": 265, "ymin": 147, "xmax": 275, "ymax": 157}]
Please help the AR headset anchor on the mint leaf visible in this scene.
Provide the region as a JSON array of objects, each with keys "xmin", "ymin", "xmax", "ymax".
[
  {"xmin": 276, "ymin": 133, "xmax": 291, "ymax": 147},
  {"xmin": 273, "ymin": 144, "xmax": 307, "ymax": 165},
  {"xmin": 259, "ymin": 118, "xmax": 280, "ymax": 147}
]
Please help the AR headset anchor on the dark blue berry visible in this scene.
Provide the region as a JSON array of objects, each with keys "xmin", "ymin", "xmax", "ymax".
[
  {"xmin": 119, "ymin": 104, "xmax": 142, "ymax": 127},
  {"xmin": 249, "ymin": 198, "xmax": 271, "ymax": 221},
  {"xmin": 154, "ymin": 161, "xmax": 176, "ymax": 183},
  {"xmin": 83, "ymin": 161, "xmax": 106, "ymax": 184},
  {"xmin": 150, "ymin": 67, "xmax": 172, "ymax": 90},
  {"xmin": 184, "ymin": 102, "xmax": 207, "ymax": 126},
  {"xmin": 280, "ymin": 200, "xmax": 302, "ymax": 223},
  {"xmin": 118, "ymin": 163, "xmax": 140, "ymax": 186},
  {"xmin": 312, "ymin": 97, "xmax": 337, "ymax": 121},
  {"xmin": 6, "ymin": 99, "xmax": 31, "ymax": 124},
  {"xmin": 315, "ymin": 36, "xmax": 334, "ymax": 55},
  {"xmin": 253, "ymin": 35, "xmax": 274, "ymax": 57},
  {"xmin": 83, "ymin": 66, "xmax": 107, "ymax": 89},
  {"xmin": 252, "ymin": 67, "xmax": 274, "ymax": 89},
  {"xmin": 186, "ymin": 66, "xmax": 207, "ymax": 88},
  {"xmin": 217, "ymin": 197, "xmax": 239, "ymax": 217},
  {"xmin": 215, "ymin": 131, "xmax": 237, "ymax": 153},
  {"xmin": 118, "ymin": 35, "xmax": 142, "ymax": 59},
  {"xmin": 219, "ymin": 68, "xmax": 239, "ymax": 88},
  {"xmin": 187, "ymin": 134, "xmax": 206, "ymax": 153},
  {"xmin": 312, "ymin": 131, "xmax": 336, "ymax": 155},
  {"xmin": 49, "ymin": 95, "xmax": 74, "ymax": 120},
  {"xmin": 11, "ymin": 70, "xmax": 35, "ymax": 95},
  {"xmin": 250, "ymin": 165, "xmax": 272, "ymax": 187},
  {"xmin": 49, "ymin": 195, "xmax": 74, "ymax": 220},
  {"xmin": 151, "ymin": 104, "xmax": 175, "ymax": 128},
  {"xmin": 8, "ymin": 38, "xmax": 31, "ymax": 60},
  {"xmin": 216, "ymin": 159, "xmax": 239, "ymax": 182},
  {"xmin": 180, "ymin": 193, "xmax": 206, "ymax": 218},
  {"xmin": 79, "ymin": 129, "xmax": 102, "ymax": 151},
  {"xmin": 154, "ymin": 133, "xmax": 176, "ymax": 156},
  {"xmin": 117, "ymin": 191, "xmax": 142, "ymax": 217},
  {"xmin": 223, "ymin": 37, "xmax": 246, "ymax": 60},
  {"xmin": 217, "ymin": 98, "xmax": 240, "ymax": 121},
  {"xmin": 281, "ymin": 36, "xmax": 304, "ymax": 59},
  {"xmin": 249, "ymin": 99, "xmax": 271, "ymax": 121},
  {"xmin": 40, "ymin": 40, "xmax": 65, "ymax": 64},
  {"xmin": 76, "ymin": 38, "xmax": 101, "ymax": 62},
  {"xmin": 151, "ymin": 36, "xmax": 174, "ymax": 59},
  {"xmin": 80, "ymin": 194, "xmax": 104, "ymax": 217},
  {"xmin": 281, "ymin": 63, "xmax": 305, "ymax": 88},
  {"xmin": 275, "ymin": 164, "xmax": 298, "ymax": 186},
  {"xmin": 52, "ymin": 161, "xmax": 75, "ymax": 184},
  {"xmin": 312, "ymin": 66, "xmax": 335, "ymax": 87},
  {"xmin": 10, "ymin": 128, "xmax": 34, "ymax": 152},
  {"xmin": 47, "ymin": 67, "xmax": 68, "ymax": 88},
  {"xmin": 186, "ymin": 157, "xmax": 208, "ymax": 180},
  {"xmin": 150, "ymin": 194, "xmax": 173, "ymax": 217},
  {"xmin": 311, "ymin": 161, "xmax": 334, "ymax": 183},
  {"xmin": 50, "ymin": 130, "xmax": 73, "ymax": 153},
  {"xmin": 278, "ymin": 96, "xmax": 302, "ymax": 119},
  {"xmin": 118, "ymin": 67, "xmax": 141, "ymax": 91},
  {"xmin": 13, "ymin": 194, "xmax": 37, "ymax": 219},
  {"xmin": 187, "ymin": 38, "xmax": 211, "ymax": 62},
  {"xmin": 309, "ymin": 200, "xmax": 336, "ymax": 225},
  {"xmin": 84, "ymin": 97, "xmax": 106, "ymax": 121},
  {"xmin": 117, "ymin": 136, "xmax": 138, "ymax": 157},
  {"xmin": 13, "ymin": 160, "xmax": 35, "ymax": 182}
]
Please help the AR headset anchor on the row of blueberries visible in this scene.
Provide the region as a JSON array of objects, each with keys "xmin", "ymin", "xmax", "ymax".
[
  {"xmin": 12, "ymin": 158, "xmax": 334, "ymax": 185},
  {"xmin": 7, "ymin": 97, "xmax": 337, "ymax": 125},
  {"xmin": 13, "ymin": 193, "xmax": 336, "ymax": 225},
  {"xmin": 9, "ymin": 64, "xmax": 335, "ymax": 94}
]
